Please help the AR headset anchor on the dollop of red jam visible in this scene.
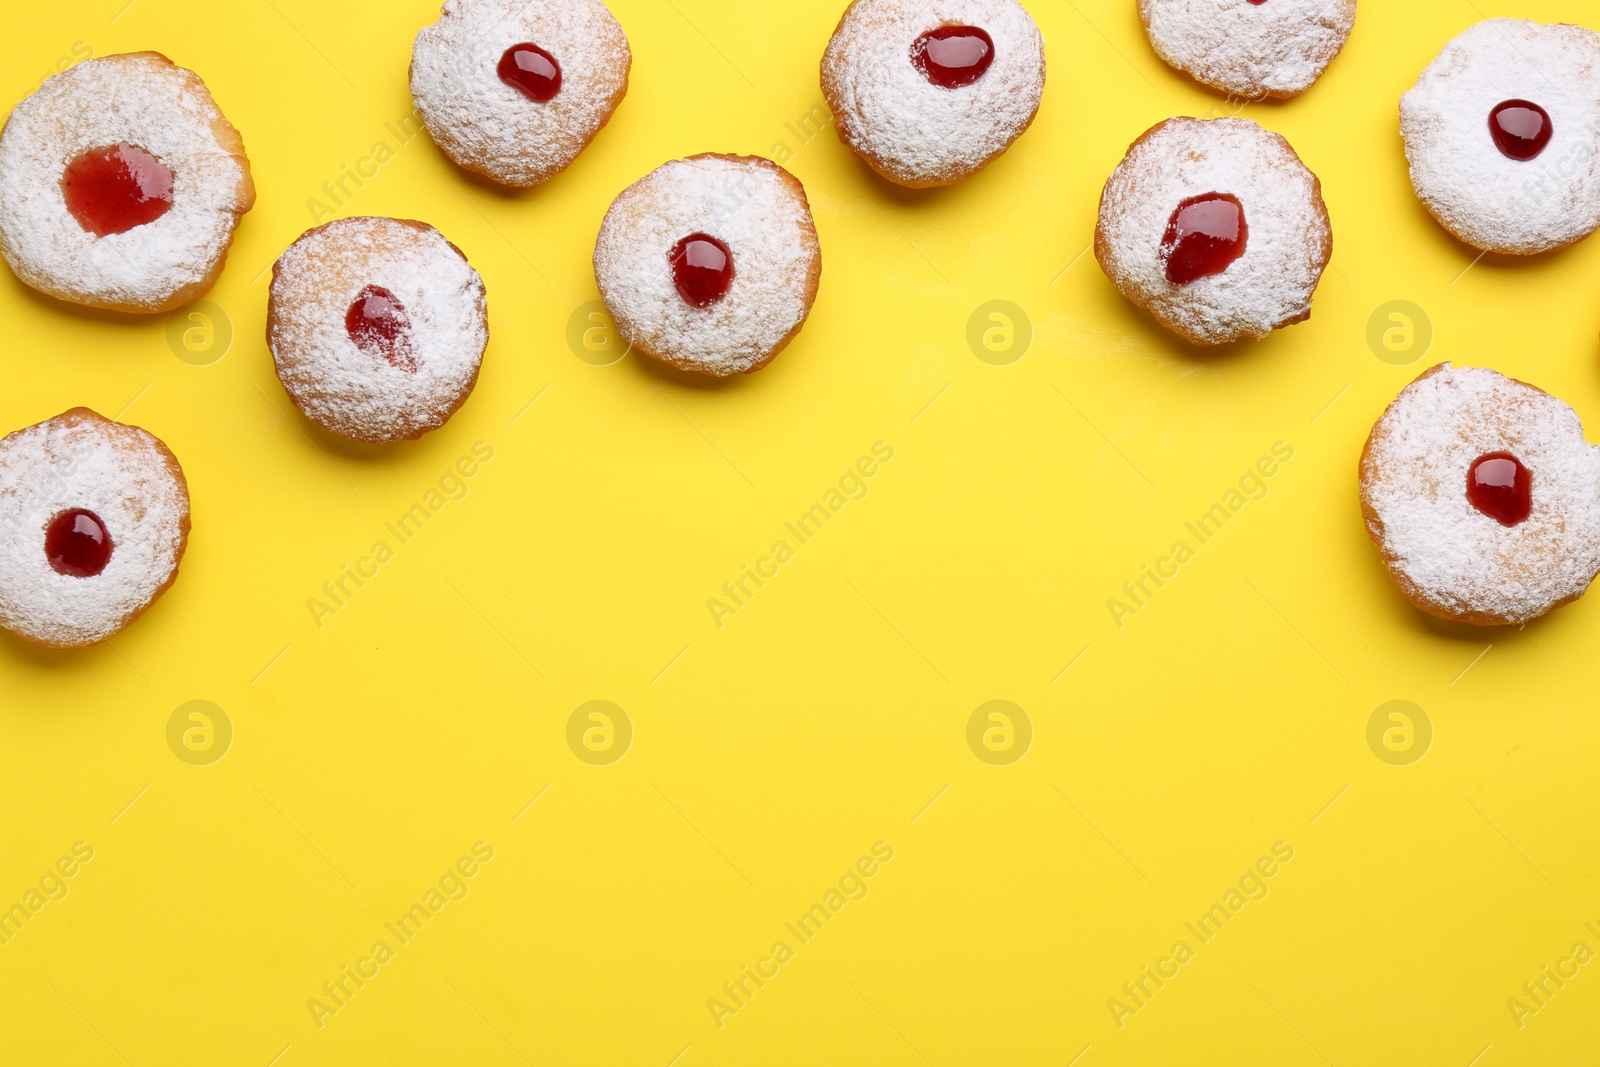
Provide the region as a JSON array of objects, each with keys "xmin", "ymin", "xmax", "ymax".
[
  {"xmin": 911, "ymin": 25, "xmax": 995, "ymax": 88},
  {"xmin": 1488, "ymin": 100, "xmax": 1552, "ymax": 161},
  {"xmin": 46, "ymin": 509, "xmax": 113, "ymax": 578},
  {"xmin": 1160, "ymin": 193, "xmax": 1247, "ymax": 285},
  {"xmin": 346, "ymin": 285, "xmax": 417, "ymax": 373},
  {"xmin": 1467, "ymin": 452, "xmax": 1532, "ymax": 527},
  {"xmin": 61, "ymin": 143, "xmax": 174, "ymax": 237},
  {"xmin": 670, "ymin": 234, "xmax": 735, "ymax": 308},
  {"xmin": 498, "ymin": 43, "xmax": 562, "ymax": 102},
  {"xmin": 1247, "ymin": 0, "xmax": 1267, "ymax": 5}
]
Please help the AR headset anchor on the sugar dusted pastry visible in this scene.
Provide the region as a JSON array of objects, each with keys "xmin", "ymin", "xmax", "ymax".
[
  {"xmin": 0, "ymin": 52, "xmax": 254, "ymax": 313},
  {"xmin": 268, "ymin": 217, "xmax": 489, "ymax": 443},
  {"xmin": 1401, "ymin": 19, "xmax": 1600, "ymax": 254},
  {"xmin": 1095, "ymin": 116, "xmax": 1331, "ymax": 345},
  {"xmin": 0, "ymin": 409, "xmax": 191, "ymax": 649},
  {"xmin": 1360, "ymin": 363, "xmax": 1600, "ymax": 625},
  {"xmin": 1138, "ymin": 0, "xmax": 1355, "ymax": 99},
  {"xmin": 410, "ymin": 0, "xmax": 630, "ymax": 187},
  {"xmin": 821, "ymin": 0, "xmax": 1046, "ymax": 187},
  {"xmin": 593, "ymin": 154, "xmax": 821, "ymax": 377}
]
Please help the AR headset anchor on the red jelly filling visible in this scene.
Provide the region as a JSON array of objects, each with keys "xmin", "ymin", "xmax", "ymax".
[
  {"xmin": 911, "ymin": 25, "xmax": 995, "ymax": 88},
  {"xmin": 1161, "ymin": 193, "xmax": 1247, "ymax": 285},
  {"xmin": 1467, "ymin": 452, "xmax": 1532, "ymax": 527},
  {"xmin": 498, "ymin": 43, "xmax": 562, "ymax": 102},
  {"xmin": 61, "ymin": 143, "xmax": 173, "ymax": 237},
  {"xmin": 46, "ymin": 509, "xmax": 113, "ymax": 578},
  {"xmin": 1488, "ymin": 100, "xmax": 1552, "ymax": 161},
  {"xmin": 670, "ymin": 234, "xmax": 735, "ymax": 308},
  {"xmin": 346, "ymin": 285, "xmax": 417, "ymax": 373}
]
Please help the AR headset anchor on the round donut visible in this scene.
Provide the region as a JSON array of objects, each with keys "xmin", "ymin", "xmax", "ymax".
[
  {"xmin": 1094, "ymin": 116, "xmax": 1331, "ymax": 346},
  {"xmin": 0, "ymin": 52, "xmax": 254, "ymax": 314},
  {"xmin": 1138, "ymin": 0, "xmax": 1356, "ymax": 99},
  {"xmin": 0, "ymin": 408, "xmax": 190, "ymax": 649},
  {"xmin": 820, "ymin": 0, "xmax": 1046, "ymax": 188},
  {"xmin": 1360, "ymin": 363, "xmax": 1600, "ymax": 626},
  {"xmin": 1401, "ymin": 19, "xmax": 1600, "ymax": 255},
  {"xmin": 593, "ymin": 154, "xmax": 821, "ymax": 377},
  {"xmin": 411, "ymin": 0, "xmax": 630, "ymax": 188},
  {"xmin": 268, "ymin": 217, "xmax": 489, "ymax": 444}
]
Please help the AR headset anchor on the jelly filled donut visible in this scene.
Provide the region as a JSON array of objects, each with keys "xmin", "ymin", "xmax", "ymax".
[
  {"xmin": 1094, "ymin": 117, "xmax": 1331, "ymax": 346},
  {"xmin": 411, "ymin": 0, "xmax": 630, "ymax": 188},
  {"xmin": 1138, "ymin": 0, "xmax": 1356, "ymax": 99},
  {"xmin": 0, "ymin": 409, "xmax": 190, "ymax": 649},
  {"xmin": 0, "ymin": 52, "xmax": 254, "ymax": 313},
  {"xmin": 268, "ymin": 217, "xmax": 489, "ymax": 443},
  {"xmin": 1401, "ymin": 20, "xmax": 1600, "ymax": 255},
  {"xmin": 593, "ymin": 154, "xmax": 821, "ymax": 377},
  {"xmin": 821, "ymin": 0, "xmax": 1046, "ymax": 188},
  {"xmin": 1361, "ymin": 364, "xmax": 1600, "ymax": 626}
]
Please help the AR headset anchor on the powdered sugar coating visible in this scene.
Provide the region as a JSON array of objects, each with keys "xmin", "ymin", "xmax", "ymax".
[
  {"xmin": 1360, "ymin": 364, "xmax": 1600, "ymax": 626},
  {"xmin": 1094, "ymin": 117, "xmax": 1331, "ymax": 345},
  {"xmin": 1138, "ymin": 0, "xmax": 1355, "ymax": 99},
  {"xmin": 0, "ymin": 409, "xmax": 189, "ymax": 649},
  {"xmin": 0, "ymin": 52, "xmax": 254, "ymax": 313},
  {"xmin": 411, "ymin": 0, "xmax": 630, "ymax": 188},
  {"xmin": 1401, "ymin": 19, "xmax": 1600, "ymax": 255},
  {"xmin": 821, "ymin": 0, "xmax": 1046, "ymax": 187},
  {"xmin": 269, "ymin": 217, "xmax": 489, "ymax": 443},
  {"xmin": 594, "ymin": 155, "xmax": 821, "ymax": 377}
]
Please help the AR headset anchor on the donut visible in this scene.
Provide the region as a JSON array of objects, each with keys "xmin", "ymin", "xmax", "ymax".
[
  {"xmin": 1137, "ymin": 0, "xmax": 1356, "ymax": 100},
  {"xmin": 1094, "ymin": 116, "xmax": 1331, "ymax": 345},
  {"xmin": 0, "ymin": 408, "xmax": 190, "ymax": 650},
  {"xmin": 268, "ymin": 217, "xmax": 489, "ymax": 444},
  {"xmin": 1360, "ymin": 363, "xmax": 1600, "ymax": 626},
  {"xmin": 1401, "ymin": 19, "xmax": 1600, "ymax": 255},
  {"xmin": 411, "ymin": 0, "xmax": 630, "ymax": 188},
  {"xmin": 593, "ymin": 154, "xmax": 821, "ymax": 377},
  {"xmin": 820, "ymin": 0, "xmax": 1046, "ymax": 188},
  {"xmin": 0, "ymin": 52, "xmax": 254, "ymax": 314}
]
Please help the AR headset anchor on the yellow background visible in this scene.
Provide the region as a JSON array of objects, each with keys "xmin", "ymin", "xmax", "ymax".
[{"xmin": 3, "ymin": 0, "xmax": 1598, "ymax": 1063}]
